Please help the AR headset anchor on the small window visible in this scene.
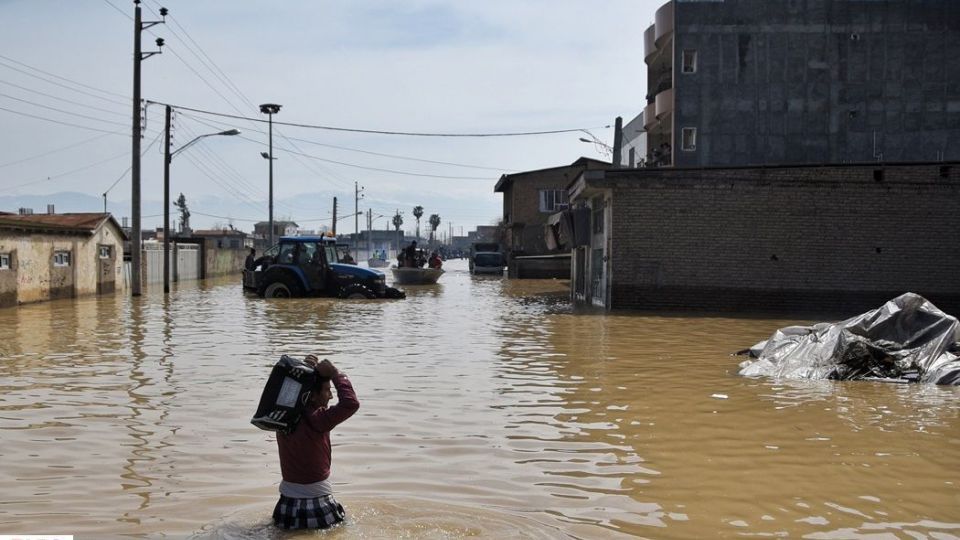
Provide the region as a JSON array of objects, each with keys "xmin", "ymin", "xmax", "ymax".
[
  {"xmin": 681, "ymin": 127, "xmax": 697, "ymax": 151},
  {"xmin": 99, "ymin": 245, "xmax": 112, "ymax": 259},
  {"xmin": 0, "ymin": 253, "xmax": 10, "ymax": 270},
  {"xmin": 538, "ymin": 189, "xmax": 569, "ymax": 213},
  {"xmin": 53, "ymin": 250, "xmax": 71, "ymax": 267},
  {"xmin": 682, "ymin": 49, "xmax": 698, "ymax": 74}
]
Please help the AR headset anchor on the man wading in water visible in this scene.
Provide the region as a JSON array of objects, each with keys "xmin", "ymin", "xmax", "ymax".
[{"xmin": 273, "ymin": 357, "xmax": 359, "ymax": 529}]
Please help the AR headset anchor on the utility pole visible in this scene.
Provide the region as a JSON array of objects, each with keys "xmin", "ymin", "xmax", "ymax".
[
  {"xmin": 259, "ymin": 103, "xmax": 281, "ymax": 247},
  {"xmin": 612, "ymin": 116, "xmax": 623, "ymax": 167},
  {"xmin": 130, "ymin": 0, "xmax": 165, "ymax": 296},
  {"xmin": 163, "ymin": 105, "xmax": 172, "ymax": 294},
  {"xmin": 332, "ymin": 196, "xmax": 338, "ymax": 235},
  {"xmin": 354, "ymin": 181, "xmax": 363, "ymax": 241}
]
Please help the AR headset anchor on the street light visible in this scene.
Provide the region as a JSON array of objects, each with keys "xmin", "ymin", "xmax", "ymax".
[
  {"xmin": 259, "ymin": 103, "xmax": 282, "ymax": 248},
  {"xmin": 162, "ymin": 104, "xmax": 239, "ymax": 293},
  {"xmin": 578, "ymin": 132, "xmax": 613, "ymax": 157}
]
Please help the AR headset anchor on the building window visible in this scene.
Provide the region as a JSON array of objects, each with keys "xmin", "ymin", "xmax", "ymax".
[
  {"xmin": 53, "ymin": 250, "xmax": 71, "ymax": 267},
  {"xmin": 681, "ymin": 127, "xmax": 697, "ymax": 151},
  {"xmin": 99, "ymin": 245, "xmax": 112, "ymax": 259},
  {"xmin": 682, "ymin": 49, "xmax": 698, "ymax": 74},
  {"xmin": 0, "ymin": 253, "xmax": 10, "ymax": 270},
  {"xmin": 538, "ymin": 189, "xmax": 569, "ymax": 213}
]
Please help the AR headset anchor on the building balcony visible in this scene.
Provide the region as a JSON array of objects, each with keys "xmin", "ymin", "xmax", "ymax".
[
  {"xmin": 643, "ymin": 102, "xmax": 658, "ymax": 130},
  {"xmin": 655, "ymin": 87, "xmax": 674, "ymax": 120},
  {"xmin": 643, "ymin": 25, "xmax": 657, "ymax": 62},
  {"xmin": 654, "ymin": 1, "xmax": 674, "ymax": 48}
]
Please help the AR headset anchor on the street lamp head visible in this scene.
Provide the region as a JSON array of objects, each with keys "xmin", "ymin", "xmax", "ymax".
[
  {"xmin": 578, "ymin": 137, "xmax": 592, "ymax": 143},
  {"xmin": 219, "ymin": 129, "xmax": 240, "ymax": 136},
  {"xmin": 260, "ymin": 152, "xmax": 271, "ymax": 160},
  {"xmin": 259, "ymin": 103, "xmax": 282, "ymax": 115}
]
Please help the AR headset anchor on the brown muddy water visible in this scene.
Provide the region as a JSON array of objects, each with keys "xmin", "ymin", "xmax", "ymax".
[{"xmin": 0, "ymin": 259, "xmax": 957, "ymax": 539}]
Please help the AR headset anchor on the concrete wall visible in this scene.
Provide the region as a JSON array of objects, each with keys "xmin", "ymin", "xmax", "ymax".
[
  {"xmin": 672, "ymin": 0, "xmax": 960, "ymax": 167},
  {"xmin": 0, "ymin": 223, "xmax": 125, "ymax": 308},
  {"xmin": 205, "ymin": 245, "xmax": 245, "ymax": 278},
  {"xmin": 596, "ymin": 162, "xmax": 960, "ymax": 313}
]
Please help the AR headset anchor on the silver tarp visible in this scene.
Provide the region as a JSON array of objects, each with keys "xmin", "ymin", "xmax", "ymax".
[{"xmin": 738, "ymin": 292, "xmax": 960, "ymax": 385}]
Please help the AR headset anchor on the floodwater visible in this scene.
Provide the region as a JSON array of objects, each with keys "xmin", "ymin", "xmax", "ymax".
[{"xmin": 0, "ymin": 259, "xmax": 957, "ymax": 539}]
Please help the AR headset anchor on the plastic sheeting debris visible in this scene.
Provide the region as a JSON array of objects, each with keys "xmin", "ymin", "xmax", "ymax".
[{"xmin": 737, "ymin": 292, "xmax": 960, "ymax": 385}]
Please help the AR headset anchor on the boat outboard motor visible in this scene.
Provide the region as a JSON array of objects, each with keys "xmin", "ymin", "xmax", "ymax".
[{"xmin": 251, "ymin": 355, "xmax": 317, "ymax": 434}]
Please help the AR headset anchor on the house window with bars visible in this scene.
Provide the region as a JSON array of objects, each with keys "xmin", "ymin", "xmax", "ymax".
[
  {"xmin": 0, "ymin": 253, "xmax": 10, "ymax": 270},
  {"xmin": 538, "ymin": 189, "xmax": 569, "ymax": 213},
  {"xmin": 99, "ymin": 245, "xmax": 112, "ymax": 259},
  {"xmin": 53, "ymin": 250, "xmax": 71, "ymax": 267}
]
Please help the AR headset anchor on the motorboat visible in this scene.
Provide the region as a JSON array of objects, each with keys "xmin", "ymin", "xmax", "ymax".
[{"xmin": 390, "ymin": 265, "xmax": 444, "ymax": 285}]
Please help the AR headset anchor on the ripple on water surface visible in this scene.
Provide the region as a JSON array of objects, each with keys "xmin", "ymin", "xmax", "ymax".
[{"xmin": 0, "ymin": 260, "xmax": 958, "ymax": 538}]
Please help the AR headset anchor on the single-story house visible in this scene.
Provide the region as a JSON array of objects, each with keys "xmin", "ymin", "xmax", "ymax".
[{"xmin": 0, "ymin": 212, "xmax": 127, "ymax": 307}]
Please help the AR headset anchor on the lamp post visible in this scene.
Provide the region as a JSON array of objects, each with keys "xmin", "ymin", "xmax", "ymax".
[
  {"xmin": 259, "ymin": 103, "xmax": 281, "ymax": 248},
  {"xmin": 163, "ymin": 103, "xmax": 239, "ymax": 293}
]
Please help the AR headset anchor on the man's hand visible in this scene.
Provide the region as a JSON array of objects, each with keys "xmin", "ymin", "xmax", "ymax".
[
  {"xmin": 314, "ymin": 359, "xmax": 339, "ymax": 379},
  {"xmin": 303, "ymin": 355, "xmax": 319, "ymax": 368}
]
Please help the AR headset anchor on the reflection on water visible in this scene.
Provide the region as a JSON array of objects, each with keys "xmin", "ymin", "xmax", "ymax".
[{"xmin": 0, "ymin": 259, "xmax": 957, "ymax": 539}]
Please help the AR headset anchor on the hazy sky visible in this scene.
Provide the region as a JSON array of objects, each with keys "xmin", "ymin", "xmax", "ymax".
[{"xmin": 0, "ymin": 0, "xmax": 660, "ymax": 235}]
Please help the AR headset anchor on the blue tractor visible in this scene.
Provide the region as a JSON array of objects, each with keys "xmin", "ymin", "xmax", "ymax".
[{"xmin": 243, "ymin": 236, "xmax": 405, "ymax": 299}]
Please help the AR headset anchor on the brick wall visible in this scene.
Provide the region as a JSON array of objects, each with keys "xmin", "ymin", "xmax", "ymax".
[{"xmin": 603, "ymin": 162, "xmax": 960, "ymax": 314}]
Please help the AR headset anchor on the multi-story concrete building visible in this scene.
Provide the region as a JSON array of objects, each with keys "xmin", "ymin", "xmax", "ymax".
[{"xmin": 644, "ymin": 0, "xmax": 960, "ymax": 167}]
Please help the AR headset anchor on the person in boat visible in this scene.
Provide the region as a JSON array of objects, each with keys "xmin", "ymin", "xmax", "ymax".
[
  {"xmin": 245, "ymin": 248, "xmax": 257, "ymax": 271},
  {"xmin": 274, "ymin": 357, "xmax": 359, "ymax": 530},
  {"xmin": 428, "ymin": 251, "xmax": 442, "ymax": 269},
  {"xmin": 403, "ymin": 241, "xmax": 418, "ymax": 268}
]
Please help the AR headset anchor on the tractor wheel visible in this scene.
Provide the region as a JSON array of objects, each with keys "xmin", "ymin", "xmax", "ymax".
[
  {"xmin": 263, "ymin": 282, "xmax": 293, "ymax": 298},
  {"xmin": 339, "ymin": 284, "xmax": 376, "ymax": 299},
  {"xmin": 262, "ymin": 276, "xmax": 303, "ymax": 298}
]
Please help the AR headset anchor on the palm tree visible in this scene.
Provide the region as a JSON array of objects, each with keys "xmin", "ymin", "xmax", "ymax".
[
  {"xmin": 392, "ymin": 211, "xmax": 404, "ymax": 252},
  {"xmin": 412, "ymin": 205, "xmax": 424, "ymax": 241},
  {"xmin": 428, "ymin": 213, "xmax": 441, "ymax": 244}
]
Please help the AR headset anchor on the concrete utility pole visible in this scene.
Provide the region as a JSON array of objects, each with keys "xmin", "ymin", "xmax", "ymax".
[
  {"xmin": 259, "ymin": 103, "xmax": 281, "ymax": 247},
  {"xmin": 612, "ymin": 116, "xmax": 623, "ymax": 168},
  {"xmin": 332, "ymin": 196, "xmax": 338, "ymax": 235},
  {"xmin": 354, "ymin": 181, "xmax": 363, "ymax": 239},
  {"xmin": 130, "ymin": 0, "xmax": 165, "ymax": 296},
  {"xmin": 162, "ymin": 106, "xmax": 238, "ymax": 294}
]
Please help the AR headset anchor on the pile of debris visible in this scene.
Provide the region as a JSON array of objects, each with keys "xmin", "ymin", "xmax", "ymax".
[{"xmin": 737, "ymin": 292, "xmax": 960, "ymax": 385}]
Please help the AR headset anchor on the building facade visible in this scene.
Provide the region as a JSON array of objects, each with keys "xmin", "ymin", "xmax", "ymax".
[
  {"xmin": 0, "ymin": 212, "xmax": 127, "ymax": 308},
  {"xmin": 644, "ymin": 0, "xmax": 960, "ymax": 167},
  {"xmin": 495, "ymin": 157, "xmax": 608, "ymax": 258},
  {"xmin": 569, "ymin": 162, "xmax": 960, "ymax": 313}
]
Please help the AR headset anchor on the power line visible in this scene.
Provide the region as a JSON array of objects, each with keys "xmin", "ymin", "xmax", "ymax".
[
  {"xmin": 103, "ymin": 130, "xmax": 164, "ymax": 196},
  {"xmin": 0, "ymin": 104, "xmax": 156, "ymax": 136},
  {"xmin": 148, "ymin": 100, "xmax": 609, "ymax": 137},
  {"xmin": 181, "ymin": 112, "xmax": 513, "ymax": 172},
  {"xmin": 175, "ymin": 122, "xmax": 496, "ymax": 180},
  {"xmin": 0, "ymin": 91, "xmax": 131, "ymax": 128},
  {"xmin": 0, "ymin": 132, "xmax": 116, "ymax": 169},
  {"xmin": 0, "ymin": 54, "xmax": 128, "ymax": 104},
  {"xmin": 0, "ymin": 79, "xmax": 129, "ymax": 119}
]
